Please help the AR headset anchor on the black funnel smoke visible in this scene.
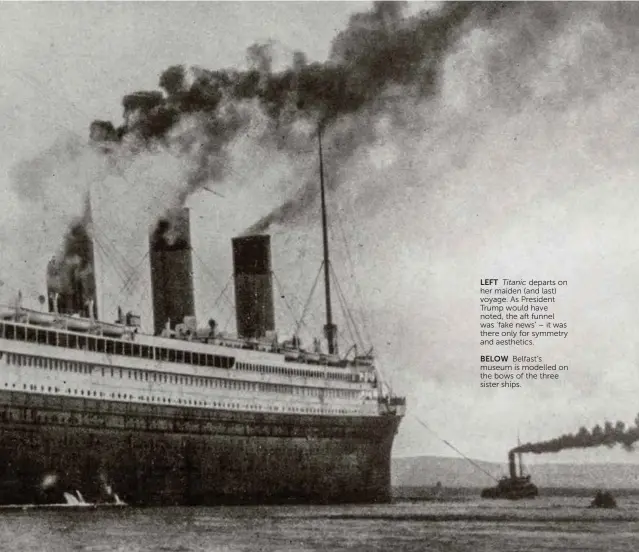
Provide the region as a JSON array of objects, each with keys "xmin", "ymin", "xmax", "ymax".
[
  {"xmin": 53, "ymin": 2, "xmax": 516, "ymax": 293},
  {"xmin": 512, "ymin": 416, "xmax": 639, "ymax": 456},
  {"xmin": 46, "ymin": 203, "xmax": 98, "ymax": 318},
  {"xmin": 91, "ymin": 2, "xmax": 510, "ymax": 223}
]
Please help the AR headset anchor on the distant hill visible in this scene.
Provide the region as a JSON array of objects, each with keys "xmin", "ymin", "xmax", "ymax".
[{"xmin": 392, "ymin": 456, "xmax": 639, "ymax": 489}]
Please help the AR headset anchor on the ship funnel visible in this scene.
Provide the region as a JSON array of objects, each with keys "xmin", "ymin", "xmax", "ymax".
[
  {"xmin": 46, "ymin": 254, "xmax": 98, "ymax": 319},
  {"xmin": 508, "ymin": 450, "xmax": 517, "ymax": 479},
  {"xmin": 149, "ymin": 208, "xmax": 195, "ymax": 335},
  {"xmin": 232, "ymin": 235, "xmax": 275, "ymax": 339}
]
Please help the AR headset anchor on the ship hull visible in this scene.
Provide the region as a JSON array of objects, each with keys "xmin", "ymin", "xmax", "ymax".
[{"xmin": 0, "ymin": 390, "xmax": 400, "ymax": 506}]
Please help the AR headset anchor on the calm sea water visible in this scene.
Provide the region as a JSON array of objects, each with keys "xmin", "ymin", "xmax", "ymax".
[{"xmin": 1, "ymin": 496, "xmax": 638, "ymax": 551}]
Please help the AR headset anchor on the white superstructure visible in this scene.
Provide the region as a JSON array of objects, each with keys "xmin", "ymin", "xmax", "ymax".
[{"xmin": 0, "ymin": 307, "xmax": 396, "ymax": 420}]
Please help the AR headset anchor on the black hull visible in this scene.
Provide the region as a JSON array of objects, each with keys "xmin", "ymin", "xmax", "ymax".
[
  {"xmin": 0, "ymin": 390, "xmax": 400, "ymax": 506},
  {"xmin": 480, "ymin": 479, "xmax": 539, "ymax": 500}
]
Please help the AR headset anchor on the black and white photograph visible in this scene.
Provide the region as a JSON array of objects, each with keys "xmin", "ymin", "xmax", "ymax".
[{"xmin": 0, "ymin": 1, "xmax": 638, "ymax": 550}]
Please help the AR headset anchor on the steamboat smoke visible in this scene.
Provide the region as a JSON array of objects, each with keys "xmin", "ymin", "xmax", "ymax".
[
  {"xmin": 513, "ymin": 416, "xmax": 639, "ymax": 456},
  {"xmin": 102, "ymin": 1, "xmax": 509, "ymax": 223},
  {"xmin": 45, "ymin": 204, "xmax": 96, "ymax": 314},
  {"xmin": 19, "ymin": 1, "xmax": 505, "ymax": 296}
]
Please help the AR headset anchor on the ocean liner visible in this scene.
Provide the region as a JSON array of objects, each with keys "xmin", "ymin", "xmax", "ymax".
[{"xmin": 0, "ymin": 115, "xmax": 405, "ymax": 506}]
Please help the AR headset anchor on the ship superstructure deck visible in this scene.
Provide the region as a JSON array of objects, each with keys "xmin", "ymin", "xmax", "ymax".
[{"xmin": 0, "ymin": 311, "xmax": 386, "ymax": 417}]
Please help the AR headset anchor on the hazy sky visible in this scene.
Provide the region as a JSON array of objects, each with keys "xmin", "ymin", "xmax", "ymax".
[{"xmin": 2, "ymin": 2, "xmax": 639, "ymax": 473}]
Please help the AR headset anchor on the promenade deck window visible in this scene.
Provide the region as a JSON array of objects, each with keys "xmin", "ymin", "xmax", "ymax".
[{"xmin": 1, "ymin": 321, "xmax": 232, "ymax": 370}]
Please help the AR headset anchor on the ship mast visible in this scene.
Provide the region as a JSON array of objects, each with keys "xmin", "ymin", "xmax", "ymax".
[
  {"xmin": 86, "ymin": 188, "xmax": 100, "ymax": 321},
  {"xmin": 318, "ymin": 126, "xmax": 337, "ymax": 355}
]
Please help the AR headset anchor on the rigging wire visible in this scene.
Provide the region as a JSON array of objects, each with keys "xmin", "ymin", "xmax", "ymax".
[
  {"xmin": 91, "ymin": 225, "xmax": 134, "ymax": 282},
  {"xmin": 288, "ymin": 228, "xmax": 313, "ymax": 316},
  {"xmin": 331, "ymin": 272, "xmax": 359, "ymax": 352},
  {"xmin": 91, "ymin": 235, "xmax": 131, "ymax": 295},
  {"xmin": 330, "ymin": 229, "xmax": 393, "ymax": 396},
  {"xmin": 329, "ymin": 210, "xmax": 395, "ymax": 390},
  {"xmin": 411, "ymin": 413, "xmax": 498, "ymax": 483},
  {"xmin": 333, "ymin": 206, "xmax": 373, "ymax": 349},
  {"xmin": 91, "ymin": 236, "xmax": 151, "ymax": 320},
  {"xmin": 88, "ymin": 174, "xmax": 170, "ymax": 298},
  {"xmin": 96, "ymin": 238, "xmax": 153, "ymax": 323},
  {"xmin": 272, "ymin": 272, "xmax": 303, "ymax": 335},
  {"xmin": 210, "ymin": 273, "xmax": 234, "ymax": 313},
  {"xmin": 91, "ymin": 226, "xmax": 147, "ymax": 305},
  {"xmin": 334, "ymin": 281, "xmax": 389, "ymax": 391},
  {"xmin": 221, "ymin": 308, "xmax": 235, "ymax": 333},
  {"xmin": 330, "ymin": 263, "xmax": 365, "ymax": 352},
  {"xmin": 131, "ymin": 272, "xmax": 153, "ymax": 322},
  {"xmin": 120, "ymin": 250, "xmax": 150, "ymax": 296},
  {"xmin": 294, "ymin": 263, "xmax": 324, "ymax": 338},
  {"xmin": 89, "ymin": 187, "xmax": 147, "ymax": 279},
  {"xmin": 190, "ymin": 248, "xmax": 235, "ymax": 310}
]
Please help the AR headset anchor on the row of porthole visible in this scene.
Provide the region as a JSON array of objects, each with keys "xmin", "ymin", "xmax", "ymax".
[
  {"xmin": 1, "ymin": 381, "xmax": 361, "ymax": 415},
  {"xmin": 10, "ymin": 383, "xmax": 355, "ymax": 413},
  {"xmin": 5, "ymin": 412, "xmax": 364, "ymax": 433}
]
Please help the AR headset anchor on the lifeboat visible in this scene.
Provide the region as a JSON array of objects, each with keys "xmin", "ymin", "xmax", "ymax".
[
  {"xmin": 321, "ymin": 353, "xmax": 343, "ymax": 367},
  {"xmin": 284, "ymin": 349, "xmax": 301, "ymax": 361},
  {"xmin": 23, "ymin": 309, "xmax": 57, "ymax": 326},
  {"xmin": 0, "ymin": 306, "xmax": 17, "ymax": 320},
  {"xmin": 64, "ymin": 315, "xmax": 93, "ymax": 332},
  {"xmin": 98, "ymin": 322, "xmax": 126, "ymax": 337},
  {"xmin": 301, "ymin": 351, "xmax": 321, "ymax": 364}
]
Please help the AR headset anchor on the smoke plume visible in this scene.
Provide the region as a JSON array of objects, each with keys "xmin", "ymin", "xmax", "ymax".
[
  {"xmin": 5, "ymin": 1, "xmax": 512, "ymax": 308},
  {"xmin": 91, "ymin": 1, "xmax": 513, "ymax": 231},
  {"xmin": 513, "ymin": 416, "xmax": 639, "ymax": 456}
]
